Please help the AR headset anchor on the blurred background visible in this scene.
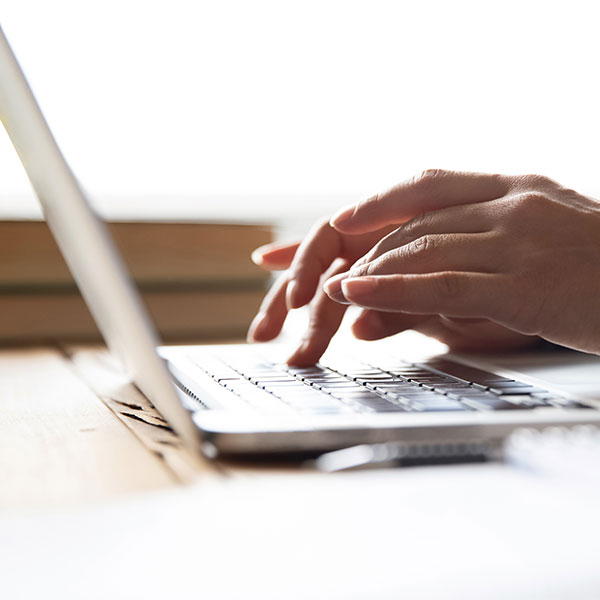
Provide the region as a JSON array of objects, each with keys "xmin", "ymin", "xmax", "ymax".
[
  {"xmin": 2, "ymin": 0, "xmax": 599, "ymax": 221},
  {"xmin": 1, "ymin": 0, "xmax": 599, "ymax": 342}
]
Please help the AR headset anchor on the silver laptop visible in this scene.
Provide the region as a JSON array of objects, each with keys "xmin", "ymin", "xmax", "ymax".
[{"xmin": 2, "ymin": 25, "xmax": 600, "ymax": 460}]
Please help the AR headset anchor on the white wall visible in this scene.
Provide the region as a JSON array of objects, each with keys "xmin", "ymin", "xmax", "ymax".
[{"xmin": 2, "ymin": 0, "xmax": 599, "ymax": 216}]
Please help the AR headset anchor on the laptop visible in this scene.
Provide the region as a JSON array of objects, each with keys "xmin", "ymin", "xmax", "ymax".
[{"xmin": 2, "ymin": 25, "xmax": 600, "ymax": 460}]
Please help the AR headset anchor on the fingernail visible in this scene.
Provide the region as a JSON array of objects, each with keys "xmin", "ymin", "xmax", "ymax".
[
  {"xmin": 247, "ymin": 312, "xmax": 268, "ymax": 342},
  {"xmin": 330, "ymin": 205, "xmax": 355, "ymax": 228},
  {"xmin": 324, "ymin": 274, "xmax": 350, "ymax": 303},
  {"xmin": 341, "ymin": 277, "xmax": 377, "ymax": 301},
  {"xmin": 286, "ymin": 279, "xmax": 298, "ymax": 310},
  {"xmin": 251, "ymin": 248, "xmax": 265, "ymax": 266}
]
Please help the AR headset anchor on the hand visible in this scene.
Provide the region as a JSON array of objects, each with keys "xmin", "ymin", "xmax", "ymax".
[
  {"xmin": 247, "ymin": 173, "xmax": 540, "ymax": 365},
  {"xmin": 324, "ymin": 169, "xmax": 600, "ymax": 355}
]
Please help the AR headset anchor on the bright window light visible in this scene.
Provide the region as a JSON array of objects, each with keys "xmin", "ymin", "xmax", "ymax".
[{"xmin": 2, "ymin": 0, "xmax": 599, "ymax": 210}]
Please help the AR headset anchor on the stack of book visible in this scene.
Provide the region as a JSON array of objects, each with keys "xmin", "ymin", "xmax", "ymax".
[{"xmin": 0, "ymin": 218, "xmax": 273, "ymax": 343}]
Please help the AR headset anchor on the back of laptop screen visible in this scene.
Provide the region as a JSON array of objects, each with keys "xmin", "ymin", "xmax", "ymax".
[{"xmin": 0, "ymin": 26, "xmax": 201, "ymax": 451}]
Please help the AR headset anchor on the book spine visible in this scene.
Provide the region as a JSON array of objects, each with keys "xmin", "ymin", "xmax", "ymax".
[
  {"xmin": 0, "ymin": 289, "xmax": 266, "ymax": 343},
  {"xmin": 0, "ymin": 221, "xmax": 273, "ymax": 287}
]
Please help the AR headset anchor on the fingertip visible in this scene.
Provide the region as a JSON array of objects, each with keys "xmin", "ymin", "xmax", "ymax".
[
  {"xmin": 286, "ymin": 340, "xmax": 318, "ymax": 367},
  {"xmin": 251, "ymin": 241, "xmax": 300, "ymax": 270},
  {"xmin": 247, "ymin": 312, "xmax": 266, "ymax": 342},
  {"xmin": 247, "ymin": 312, "xmax": 280, "ymax": 342},
  {"xmin": 251, "ymin": 248, "xmax": 265, "ymax": 266},
  {"xmin": 323, "ymin": 273, "xmax": 349, "ymax": 303},
  {"xmin": 351, "ymin": 310, "xmax": 384, "ymax": 340},
  {"xmin": 329, "ymin": 205, "xmax": 355, "ymax": 230}
]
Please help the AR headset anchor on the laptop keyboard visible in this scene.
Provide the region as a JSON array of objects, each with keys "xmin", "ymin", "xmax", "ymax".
[{"xmin": 189, "ymin": 354, "xmax": 593, "ymax": 416}]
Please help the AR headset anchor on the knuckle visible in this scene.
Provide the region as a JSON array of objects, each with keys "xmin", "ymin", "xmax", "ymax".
[
  {"xmin": 559, "ymin": 187, "xmax": 578, "ymax": 199},
  {"xmin": 517, "ymin": 191, "xmax": 550, "ymax": 209},
  {"xmin": 506, "ymin": 191, "xmax": 549, "ymax": 218},
  {"xmin": 363, "ymin": 262, "xmax": 378, "ymax": 277},
  {"xmin": 401, "ymin": 212, "xmax": 435, "ymax": 238},
  {"xmin": 352, "ymin": 254, "xmax": 371, "ymax": 271},
  {"xmin": 357, "ymin": 250, "xmax": 398, "ymax": 277},
  {"xmin": 411, "ymin": 168, "xmax": 448, "ymax": 188},
  {"xmin": 362, "ymin": 258, "xmax": 387, "ymax": 277},
  {"xmin": 407, "ymin": 234, "xmax": 436, "ymax": 256},
  {"xmin": 349, "ymin": 256, "xmax": 378, "ymax": 278},
  {"xmin": 520, "ymin": 173, "xmax": 556, "ymax": 189},
  {"xmin": 365, "ymin": 235, "xmax": 390, "ymax": 261}
]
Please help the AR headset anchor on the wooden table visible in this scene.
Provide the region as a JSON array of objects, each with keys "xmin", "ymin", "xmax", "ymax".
[{"xmin": 0, "ymin": 344, "xmax": 220, "ymax": 510}]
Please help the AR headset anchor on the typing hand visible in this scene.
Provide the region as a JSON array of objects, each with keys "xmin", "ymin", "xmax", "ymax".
[
  {"xmin": 247, "ymin": 174, "xmax": 539, "ymax": 366},
  {"xmin": 324, "ymin": 169, "xmax": 600, "ymax": 355}
]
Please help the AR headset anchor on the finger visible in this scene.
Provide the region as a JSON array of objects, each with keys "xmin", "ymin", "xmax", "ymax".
[
  {"xmin": 330, "ymin": 169, "xmax": 509, "ymax": 234},
  {"xmin": 251, "ymin": 241, "xmax": 300, "ymax": 271},
  {"xmin": 247, "ymin": 273, "xmax": 290, "ymax": 342},
  {"xmin": 351, "ymin": 309, "xmax": 428, "ymax": 340},
  {"xmin": 285, "ymin": 219, "xmax": 388, "ymax": 310},
  {"xmin": 287, "ymin": 259, "xmax": 351, "ymax": 366},
  {"xmin": 285, "ymin": 218, "xmax": 342, "ymax": 310},
  {"xmin": 357, "ymin": 200, "xmax": 500, "ymax": 266},
  {"xmin": 324, "ymin": 233, "xmax": 501, "ymax": 303},
  {"xmin": 341, "ymin": 272, "xmax": 507, "ymax": 321}
]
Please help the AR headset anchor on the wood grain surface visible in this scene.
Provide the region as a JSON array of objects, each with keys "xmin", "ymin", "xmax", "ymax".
[{"xmin": 0, "ymin": 347, "xmax": 178, "ymax": 509}]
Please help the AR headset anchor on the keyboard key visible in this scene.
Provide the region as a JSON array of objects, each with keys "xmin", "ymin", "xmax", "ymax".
[
  {"xmin": 318, "ymin": 381, "xmax": 365, "ymax": 389},
  {"xmin": 286, "ymin": 366, "xmax": 329, "ymax": 375},
  {"xmin": 261, "ymin": 384, "xmax": 313, "ymax": 393},
  {"xmin": 329, "ymin": 390, "xmax": 385, "ymax": 402},
  {"xmin": 355, "ymin": 375, "xmax": 399, "ymax": 382},
  {"xmin": 504, "ymin": 394, "xmax": 549, "ymax": 407},
  {"xmin": 300, "ymin": 373, "xmax": 345, "ymax": 380},
  {"xmin": 445, "ymin": 388, "xmax": 492, "ymax": 399},
  {"xmin": 344, "ymin": 370, "xmax": 389, "ymax": 379},
  {"xmin": 407, "ymin": 376, "xmax": 457, "ymax": 383},
  {"xmin": 461, "ymin": 396, "xmax": 530, "ymax": 411},
  {"xmin": 546, "ymin": 398, "xmax": 594, "ymax": 409},
  {"xmin": 430, "ymin": 383, "xmax": 473, "ymax": 393},
  {"xmin": 410, "ymin": 398, "xmax": 469, "ymax": 412},
  {"xmin": 295, "ymin": 406, "xmax": 351, "ymax": 415},
  {"xmin": 311, "ymin": 383, "xmax": 363, "ymax": 394},
  {"xmin": 193, "ymin": 358, "xmax": 240, "ymax": 380},
  {"xmin": 224, "ymin": 382, "xmax": 293, "ymax": 413},
  {"xmin": 477, "ymin": 380, "xmax": 527, "ymax": 389},
  {"xmin": 420, "ymin": 359, "xmax": 514, "ymax": 385},
  {"xmin": 284, "ymin": 394, "xmax": 343, "ymax": 407},
  {"xmin": 393, "ymin": 370, "xmax": 437, "ymax": 379},
  {"xmin": 353, "ymin": 397, "xmax": 409, "ymax": 412},
  {"xmin": 487, "ymin": 385, "xmax": 548, "ymax": 395},
  {"xmin": 261, "ymin": 381, "xmax": 309, "ymax": 392},
  {"xmin": 366, "ymin": 382, "xmax": 414, "ymax": 392}
]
